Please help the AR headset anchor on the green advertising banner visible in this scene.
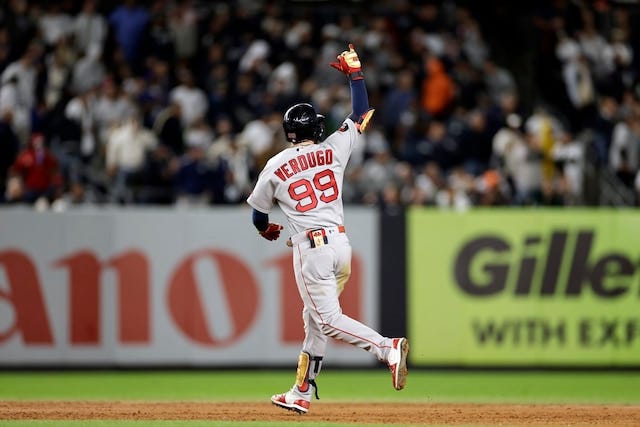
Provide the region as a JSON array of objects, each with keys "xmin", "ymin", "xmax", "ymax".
[{"xmin": 408, "ymin": 209, "xmax": 640, "ymax": 367}]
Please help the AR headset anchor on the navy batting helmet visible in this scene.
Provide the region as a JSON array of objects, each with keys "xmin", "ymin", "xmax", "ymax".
[{"xmin": 283, "ymin": 103, "xmax": 325, "ymax": 143}]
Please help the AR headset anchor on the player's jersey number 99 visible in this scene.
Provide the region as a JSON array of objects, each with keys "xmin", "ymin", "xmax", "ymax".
[{"xmin": 288, "ymin": 169, "xmax": 338, "ymax": 212}]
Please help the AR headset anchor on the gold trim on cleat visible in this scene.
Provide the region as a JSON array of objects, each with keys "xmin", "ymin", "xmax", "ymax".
[{"xmin": 295, "ymin": 352, "xmax": 310, "ymax": 388}]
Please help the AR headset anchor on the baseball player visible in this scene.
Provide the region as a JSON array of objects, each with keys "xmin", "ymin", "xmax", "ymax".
[{"xmin": 247, "ymin": 44, "xmax": 409, "ymax": 414}]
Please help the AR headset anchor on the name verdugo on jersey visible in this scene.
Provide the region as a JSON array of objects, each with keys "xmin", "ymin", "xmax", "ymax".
[{"xmin": 274, "ymin": 148, "xmax": 334, "ymax": 182}]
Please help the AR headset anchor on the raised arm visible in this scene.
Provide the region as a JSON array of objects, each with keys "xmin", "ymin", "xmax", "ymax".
[{"xmin": 330, "ymin": 44, "xmax": 375, "ymax": 132}]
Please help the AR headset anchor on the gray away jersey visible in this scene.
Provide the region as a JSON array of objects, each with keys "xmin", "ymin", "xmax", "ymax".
[{"xmin": 247, "ymin": 118, "xmax": 359, "ymax": 235}]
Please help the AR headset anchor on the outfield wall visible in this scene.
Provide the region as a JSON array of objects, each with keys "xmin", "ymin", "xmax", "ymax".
[
  {"xmin": 408, "ymin": 208, "xmax": 640, "ymax": 368},
  {"xmin": 2, "ymin": 206, "xmax": 639, "ymax": 368},
  {"xmin": 0, "ymin": 207, "xmax": 379, "ymax": 367}
]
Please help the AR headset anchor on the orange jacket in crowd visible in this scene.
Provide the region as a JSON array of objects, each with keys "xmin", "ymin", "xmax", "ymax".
[{"xmin": 421, "ymin": 57, "xmax": 455, "ymax": 118}]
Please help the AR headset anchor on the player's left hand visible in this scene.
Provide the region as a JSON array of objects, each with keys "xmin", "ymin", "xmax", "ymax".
[
  {"xmin": 259, "ymin": 223, "xmax": 284, "ymax": 241},
  {"xmin": 330, "ymin": 43, "xmax": 363, "ymax": 80}
]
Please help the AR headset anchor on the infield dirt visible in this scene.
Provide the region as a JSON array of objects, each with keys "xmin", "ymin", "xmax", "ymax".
[{"xmin": 1, "ymin": 401, "xmax": 640, "ymax": 425}]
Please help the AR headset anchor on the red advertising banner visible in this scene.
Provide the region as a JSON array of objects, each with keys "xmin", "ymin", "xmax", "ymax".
[{"xmin": 0, "ymin": 207, "xmax": 379, "ymax": 366}]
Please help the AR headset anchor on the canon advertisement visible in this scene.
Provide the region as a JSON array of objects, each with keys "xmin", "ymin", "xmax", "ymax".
[{"xmin": 0, "ymin": 207, "xmax": 379, "ymax": 366}]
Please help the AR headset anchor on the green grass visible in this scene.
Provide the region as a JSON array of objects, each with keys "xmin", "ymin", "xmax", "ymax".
[
  {"xmin": 1, "ymin": 369, "xmax": 639, "ymax": 427},
  {"xmin": 0, "ymin": 369, "xmax": 639, "ymax": 404}
]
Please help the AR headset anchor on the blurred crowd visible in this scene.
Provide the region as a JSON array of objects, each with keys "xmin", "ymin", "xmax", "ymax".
[{"xmin": 0, "ymin": 0, "xmax": 639, "ymax": 211}]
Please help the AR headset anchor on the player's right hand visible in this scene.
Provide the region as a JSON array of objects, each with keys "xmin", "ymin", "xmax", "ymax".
[
  {"xmin": 330, "ymin": 43, "xmax": 363, "ymax": 80},
  {"xmin": 259, "ymin": 223, "xmax": 284, "ymax": 241}
]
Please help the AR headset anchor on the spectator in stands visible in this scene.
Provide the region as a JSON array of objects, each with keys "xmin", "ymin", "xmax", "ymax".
[
  {"xmin": 0, "ymin": 0, "xmax": 634, "ymax": 208},
  {"xmin": 552, "ymin": 131, "xmax": 585, "ymax": 205},
  {"xmin": 492, "ymin": 113, "xmax": 524, "ymax": 193},
  {"xmin": 436, "ymin": 167, "xmax": 473, "ymax": 210},
  {"xmin": 0, "ymin": 74, "xmax": 27, "ymax": 142},
  {"xmin": 108, "ymin": 0, "xmax": 150, "ymax": 70},
  {"xmin": 206, "ymin": 116, "xmax": 252, "ymax": 203},
  {"xmin": 119, "ymin": 61, "xmax": 143, "ymax": 100},
  {"xmin": 412, "ymin": 162, "xmax": 443, "ymax": 206},
  {"xmin": 168, "ymin": 0, "xmax": 199, "ymax": 62},
  {"xmin": 153, "ymin": 101, "xmax": 184, "ymax": 156},
  {"xmin": 609, "ymin": 103, "xmax": 640, "ymax": 189},
  {"xmin": 358, "ymin": 140, "xmax": 398, "ymax": 206},
  {"xmin": 576, "ymin": 9, "xmax": 610, "ymax": 88},
  {"xmin": 485, "ymin": 91, "xmax": 522, "ymax": 137},
  {"xmin": 143, "ymin": 8, "xmax": 175, "ymax": 63},
  {"xmin": 38, "ymin": 3, "xmax": 73, "ymax": 48},
  {"xmin": 524, "ymin": 106, "xmax": 565, "ymax": 190},
  {"xmin": 267, "ymin": 61, "xmax": 299, "ymax": 112},
  {"xmin": 43, "ymin": 42, "xmax": 72, "ymax": 110},
  {"xmin": 0, "ymin": 111, "xmax": 19, "ymax": 202},
  {"xmin": 381, "ymin": 70, "xmax": 416, "ymax": 144},
  {"xmin": 71, "ymin": 43, "xmax": 106, "ymax": 96},
  {"xmin": 421, "ymin": 56, "xmax": 455, "ymax": 120},
  {"xmin": 184, "ymin": 117, "xmax": 213, "ymax": 152},
  {"xmin": 137, "ymin": 143, "xmax": 175, "ymax": 205},
  {"xmin": 603, "ymin": 27, "xmax": 634, "ymax": 100},
  {"xmin": 493, "ymin": 113, "xmax": 543, "ymax": 205},
  {"xmin": 393, "ymin": 161, "xmax": 417, "ymax": 207},
  {"xmin": 474, "ymin": 169, "xmax": 509, "ymax": 206},
  {"xmin": 0, "ymin": 41, "xmax": 43, "ymax": 143},
  {"xmin": 207, "ymin": 116, "xmax": 235, "ymax": 159},
  {"xmin": 237, "ymin": 109, "xmax": 283, "ymax": 163},
  {"xmin": 459, "ymin": 109, "xmax": 493, "ymax": 176},
  {"xmin": 591, "ymin": 96, "xmax": 619, "ymax": 165},
  {"xmin": 139, "ymin": 57, "xmax": 172, "ymax": 125},
  {"xmin": 228, "ymin": 71, "xmax": 265, "ymax": 128},
  {"xmin": 8, "ymin": 132, "xmax": 61, "ymax": 204},
  {"xmin": 2, "ymin": 0, "xmax": 38, "ymax": 61},
  {"xmin": 202, "ymin": 51, "xmax": 231, "ymax": 126},
  {"xmin": 509, "ymin": 131, "xmax": 544, "ymax": 206},
  {"xmin": 73, "ymin": 0, "xmax": 107, "ymax": 57},
  {"xmin": 407, "ymin": 120, "xmax": 459, "ymax": 171},
  {"xmin": 451, "ymin": 58, "xmax": 484, "ymax": 111},
  {"xmin": 482, "ymin": 60, "xmax": 517, "ymax": 105},
  {"xmin": 93, "ymin": 76, "xmax": 136, "ymax": 146},
  {"xmin": 379, "ymin": 182, "xmax": 403, "ymax": 215},
  {"xmin": 65, "ymin": 87, "xmax": 97, "ymax": 160},
  {"xmin": 457, "ymin": 10, "xmax": 489, "ymax": 70},
  {"xmin": 57, "ymin": 86, "xmax": 96, "ymax": 195},
  {"xmin": 174, "ymin": 139, "xmax": 216, "ymax": 207},
  {"xmin": 558, "ymin": 46, "xmax": 596, "ymax": 131},
  {"xmin": 169, "ymin": 66, "xmax": 207, "ymax": 128},
  {"xmin": 105, "ymin": 116, "xmax": 157, "ymax": 203}
]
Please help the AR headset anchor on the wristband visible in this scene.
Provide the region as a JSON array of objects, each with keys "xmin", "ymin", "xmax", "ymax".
[{"xmin": 348, "ymin": 70, "xmax": 364, "ymax": 81}]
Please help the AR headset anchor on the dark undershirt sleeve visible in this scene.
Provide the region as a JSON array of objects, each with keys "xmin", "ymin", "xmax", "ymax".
[
  {"xmin": 252, "ymin": 208, "xmax": 269, "ymax": 232},
  {"xmin": 348, "ymin": 79, "xmax": 369, "ymax": 122}
]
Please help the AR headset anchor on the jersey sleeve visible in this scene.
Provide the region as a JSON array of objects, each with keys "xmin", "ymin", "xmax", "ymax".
[
  {"xmin": 246, "ymin": 166, "xmax": 276, "ymax": 214},
  {"xmin": 327, "ymin": 118, "xmax": 359, "ymax": 161}
]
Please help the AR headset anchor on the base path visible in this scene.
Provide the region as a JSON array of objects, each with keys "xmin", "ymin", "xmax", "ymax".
[{"xmin": 1, "ymin": 401, "xmax": 639, "ymax": 426}]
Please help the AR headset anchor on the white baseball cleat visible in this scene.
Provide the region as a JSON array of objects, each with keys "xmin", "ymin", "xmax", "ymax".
[
  {"xmin": 387, "ymin": 337, "xmax": 409, "ymax": 390},
  {"xmin": 271, "ymin": 387, "xmax": 312, "ymax": 414}
]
